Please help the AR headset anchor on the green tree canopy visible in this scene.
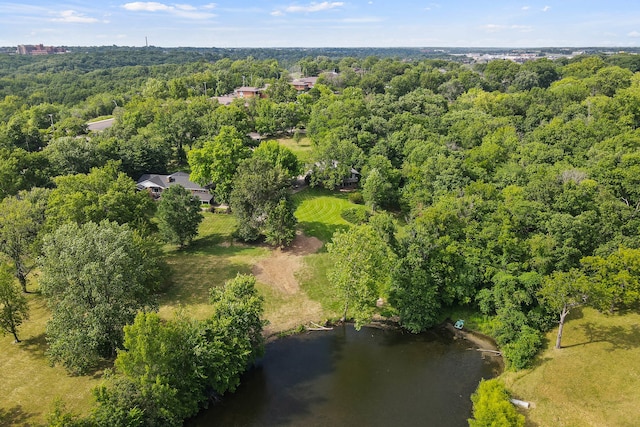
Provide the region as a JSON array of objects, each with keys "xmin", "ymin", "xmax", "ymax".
[
  {"xmin": 230, "ymin": 156, "xmax": 296, "ymax": 246},
  {"xmin": 0, "ymin": 265, "xmax": 29, "ymax": 343},
  {"xmin": 327, "ymin": 224, "xmax": 395, "ymax": 328},
  {"xmin": 468, "ymin": 379, "xmax": 525, "ymax": 427},
  {"xmin": 0, "ymin": 189, "xmax": 48, "ymax": 292},
  {"xmin": 93, "ymin": 274, "xmax": 266, "ymax": 426},
  {"xmin": 156, "ymin": 184, "xmax": 203, "ymax": 248},
  {"xmin": 40, "ymin": 220, "xmax": 162, "ymax": 374},
  {"xmin": 187, "ymin": 125, "xmax": 250, "ymax": 203},
  {"xmin": 46, "ymin": 162, "xmax": 155, "ymax": 232}
]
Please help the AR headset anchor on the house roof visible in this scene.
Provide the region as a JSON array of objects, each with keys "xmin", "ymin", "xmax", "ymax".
[
  {"xmin": 136, "ymin": 172, "xmax": 213, "ymax": 203},
  {"xmin": 235, "ymin": 86, "xmax": 261, "ymax": 93}
]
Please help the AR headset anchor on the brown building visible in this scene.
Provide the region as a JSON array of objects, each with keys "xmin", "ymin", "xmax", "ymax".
[{"xmin": 16, "ymin": 44, "xmax": 66, "ymax": 55}]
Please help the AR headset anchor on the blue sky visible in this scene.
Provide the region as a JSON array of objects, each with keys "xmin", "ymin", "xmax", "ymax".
[{"xmin": 1, "ymin": 1, "xmax": 640, "ymax": 48}]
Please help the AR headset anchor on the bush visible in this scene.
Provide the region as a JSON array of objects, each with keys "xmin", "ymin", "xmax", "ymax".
[
  {"xmin": 502, "ymin": 325, "xmax": 543, "ymax": 370},
  {"xmin": 348, "ymin": 191, "xmax": 364, "ymax": 204},
  {"xmin": 340, "ymin": 207, "xmax": 371, "ymax": 224},
  {"xmin": 468, "ymin": 379, "xmax": 525, "ymax": 427}
]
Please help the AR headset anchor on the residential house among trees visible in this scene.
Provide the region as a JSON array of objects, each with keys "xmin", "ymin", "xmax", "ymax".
[{"xmin": 136, "ymin": 172, "xmax": 213, "ymax": 204}]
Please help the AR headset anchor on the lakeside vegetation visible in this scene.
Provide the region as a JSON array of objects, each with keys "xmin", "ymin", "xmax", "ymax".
[{"xmin": 2, "ymin": 48, "xmax": 640, "ymax": 425}]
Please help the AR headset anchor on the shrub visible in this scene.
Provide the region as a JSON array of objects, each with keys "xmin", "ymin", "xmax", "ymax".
[
  {"xmin": 501, "ymin": 325, "xmax": 543, "ymax": 370},
  {"xmin": 468, "ymin": 379, "xmax": 525, "ymax": 427},
  {"xmin": 340, "ymin": 207, "xmax": 371, "ymax": 224},
  {"xmin": 348, "ymin": 191, "xmax": 364, "ymax": 204}
]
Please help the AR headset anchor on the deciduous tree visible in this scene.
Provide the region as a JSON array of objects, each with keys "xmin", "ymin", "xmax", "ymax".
[
  {"xmin": 188, "ymin": 125, "xmax": 250, "ymax": 203},
  {"xmin": 539, "ymin": 269, "xmax": 590, "ymax": 349},
  {"xmin": 468, "ymin": 379, "xmax": 525, "ymax": 427},
  {"xmin": 327, "ymin": 225, "xmax": 395, "ymax": 328},
  {"xmin": 156, "ymin": 185, "xmax": 203, "ymax": 248},
  {"xmin": 0, "ymin": 189, "xmax": 48, "ymax": 292},
  {"xmin": 0, "ymin": 266, "xmax": 29, "ymax": 343},
  {"xmin": 40, "ymin": 220, "xmax": 162, "ymax": 374},
  {"xmin": 230, "ymin": 157, "xmax": 296, "ymax": 246}
]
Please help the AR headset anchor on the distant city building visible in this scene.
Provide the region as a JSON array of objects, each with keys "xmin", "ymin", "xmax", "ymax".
[{"xmin": 16, "ymin": 44, "xmax": 67, "ymax": 55}]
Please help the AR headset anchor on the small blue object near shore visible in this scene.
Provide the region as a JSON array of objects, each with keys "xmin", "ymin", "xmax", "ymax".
[{"xmin": 454, "ymin": 319, "xmax": 464, "ymax": 330}]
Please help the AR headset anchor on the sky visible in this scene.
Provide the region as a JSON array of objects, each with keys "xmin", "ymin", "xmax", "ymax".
[{"xmin": 1, "ymin": 1, "xmax": 640, "ymax": 48}]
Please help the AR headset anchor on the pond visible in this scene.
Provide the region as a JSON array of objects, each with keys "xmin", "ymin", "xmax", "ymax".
[{"xmin": 187, "ymin": 324, "xmax": 501, "ymax": 427}]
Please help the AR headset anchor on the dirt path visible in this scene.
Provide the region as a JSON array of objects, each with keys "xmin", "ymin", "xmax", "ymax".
[{"xmin": 252, "ymin": 232, "xmax": 325, "ymax": 334}]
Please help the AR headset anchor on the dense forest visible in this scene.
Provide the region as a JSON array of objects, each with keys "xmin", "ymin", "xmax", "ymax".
[{"xmin": 2, "ymin": 47, "xmax": 640, "ymax": 425}]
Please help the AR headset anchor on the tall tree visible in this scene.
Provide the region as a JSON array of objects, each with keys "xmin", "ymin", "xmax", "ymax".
[
  {"xmin": 327, "ymin": 224, "xmax": 395, "ymax": 328},
  {"xmin": 0, "ymin": 266, "xmax": 29, "ymax": 343},
  {"xmin": 93, "ymin": 274, "xmax": 266, "ymax": 427},
  {"xmin": 46, "ymin": 162, "xmax": 155, "ymax": 233},
  {"xmin": 156, "ymin": 185, "xmax": 203, "ymax": 248},
  {"xmin": 539, "ymin": 269, "xmax": 590, "ymax": 349},
  {"xmin": 188, "ymin": 125, "xmax": 250, "ymax": 203},
  {"xmin": 264, "ymin": 197, "xmax": 297, "ymax": 247},
  {"xmin": 252, "ymin": 139, "xmax": 300, "ymax": 179},
  {"xmin": 40, "ymin": 220, "xmax": 162, "ymax": 374},
  {"xmin": 230, "ymin": 156, "xmax": 296, "ymax": 245},
  {"xmin": 0, "ymin": 190, "xmax": 48, "ymax": 292},
  {"xmin": 582, "ymin": 247, "xmax": 640, "ymax": 313}
]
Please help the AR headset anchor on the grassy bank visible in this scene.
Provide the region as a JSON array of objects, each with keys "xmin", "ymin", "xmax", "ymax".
[
  {"xmin": 0, "ymin": 287, "xmax": 99, "ymax": 425},
  {"xmin": 502, "ymin": 307, "xmax": 640, "ymax": 427}
]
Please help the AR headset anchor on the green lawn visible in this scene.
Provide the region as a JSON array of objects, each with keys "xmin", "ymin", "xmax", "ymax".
[
  {"xmin": 297, "ymin": 252, "xmax": 342, "ymax": 318},
  {"xmin": 158, "ymin": 212, "xmax": 269, "ymax": 320},
  {"xmin": 292, "ymin": 187, "xmax": 355, "ymax": 242},
  {"xmin": 0, "ymin": 286, "xmax": 99, "ymax": 426},
  {"xmin": 502, "ymin": 307, "xmax": 640, "ymax": 427},
  {"xmin": 275, "ymin": 136, "xmax": 314, "ymax": 165}
]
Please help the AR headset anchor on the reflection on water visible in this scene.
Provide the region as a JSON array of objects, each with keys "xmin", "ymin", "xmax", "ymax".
[{"xmin": 187, "ymin": 324, "xmax": 500, "ymax": 427}]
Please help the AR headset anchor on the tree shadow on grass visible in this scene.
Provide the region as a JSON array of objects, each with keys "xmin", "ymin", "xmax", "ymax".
[
  {"xmin": 20, "ymin": 332, "xmax": 48, "ymax": 358},
  {"xmin": 297, "ymin": 221, "xmax": 348, "ymax": 243},
  {"xmin": 173, "ymin": 235, "xmax": 259, "ymax": 257},
  {"xmin": 563, "ymin": 322, "xmax": 640, "ymax": 351},
  {"xmin": 0, "ymin": 405, "xmax": 36, "ymax": 426}
]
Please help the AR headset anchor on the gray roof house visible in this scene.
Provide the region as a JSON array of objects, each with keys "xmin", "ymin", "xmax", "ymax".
[{"xmin": 136, "ymin": 172, "xmax": 213, "ymax": 204}]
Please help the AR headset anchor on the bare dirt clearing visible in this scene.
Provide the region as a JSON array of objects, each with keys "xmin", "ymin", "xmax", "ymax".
[{"xmin": 253, "ymin": 232, "xmax": 326, "ymax": 333}]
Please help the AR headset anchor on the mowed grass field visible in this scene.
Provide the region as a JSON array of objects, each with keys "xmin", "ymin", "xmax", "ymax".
[
  {"xmin": 158, "ymin": 213, "xmax": 269, "ymax": 321},
  {"xmin": 502, "ymin": 307, "xmax": 640, "ymax": 427},
  {"xmin": 275, "ymin": 136, "xmax": 313, "ymax": 165},
  {"xmin": 292, "ymin": 187, "xmax": 353, "ymax": 242}
]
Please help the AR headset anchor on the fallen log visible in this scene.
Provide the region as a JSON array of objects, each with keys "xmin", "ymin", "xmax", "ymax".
[
  {"xmin": 476, "ymin": 348, "xmax": 502, "ymax": 355},
  {"xmin": 306, "ymin": 322, "xmax": 333, "ymax": 331}
]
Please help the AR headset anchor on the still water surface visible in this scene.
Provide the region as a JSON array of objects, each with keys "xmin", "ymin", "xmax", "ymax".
[{"xmin": 188, "ymin": 324, "xmax": 500, "ymax": 427}]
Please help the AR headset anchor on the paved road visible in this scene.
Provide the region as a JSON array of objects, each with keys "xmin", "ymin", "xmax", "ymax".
[{"xmin": 87, "ymin": 118, "xmax": 115, "ymax": 132}]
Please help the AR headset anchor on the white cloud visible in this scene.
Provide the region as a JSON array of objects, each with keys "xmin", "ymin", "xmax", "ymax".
[
  {"xmin": 271, "ymin": 10, "xmax": 284, "ymax": 16},
  {"xmin": 284, "ymin": 2, "xmax": 344, "ymax": 13},
  {"xmin": 522, "ymin": 6, "xmax": 530, "ymax": 10},
  {"xmin": 123, "ymin": 2, "xmax": 173, "ymax": 12},
  {"xmin": 542, "ymin": 5, "xmax": 551, "ymax": 12},
  {"xmin": 122, "ymin": 2, "xmax": 216, "ymax": 19},
  {"xmin": 629, "ymin": 31, "xmax": 640, "ymax": 37},
  {"xmin": 176, "ymin": 4, "xmax": 196, "ymax": 11},
  {"xmin": 51, "ymin": 10, "xmax": 100, "ymax": 23}
]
